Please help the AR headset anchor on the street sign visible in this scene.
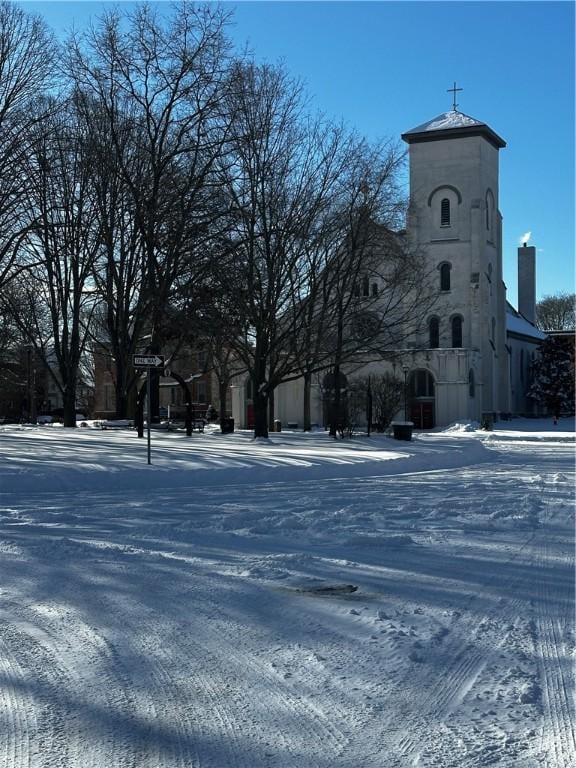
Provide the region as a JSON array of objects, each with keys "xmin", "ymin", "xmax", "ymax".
[
  {"xmin": 133, "ymin": 351, "xmax": 165, "ymax": 466},
  {"xmin": 133, "ymin": 354, "xmax": 165, "ymax": 368}
]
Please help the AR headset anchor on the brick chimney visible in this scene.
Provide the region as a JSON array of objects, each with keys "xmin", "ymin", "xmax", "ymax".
[{"xmin": 518, "ymin": 244, "xmax": 536, "ymax": 324}]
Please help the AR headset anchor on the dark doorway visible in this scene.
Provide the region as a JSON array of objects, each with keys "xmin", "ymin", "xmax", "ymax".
[
  {"xmin": 411, "ymin": 401, "xmax": 435, "ymax": 429},
  {"xmin": 408, "ymin": 369, "xmax": 436, "ymax": 429}
]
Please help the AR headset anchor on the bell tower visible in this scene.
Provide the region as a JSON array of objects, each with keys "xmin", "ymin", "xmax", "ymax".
[{"xmin": 401, "ymin": 103, "xmax": 509, "ymax": 421}]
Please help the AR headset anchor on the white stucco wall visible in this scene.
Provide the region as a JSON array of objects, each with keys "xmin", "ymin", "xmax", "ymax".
[{"xmin": 407, "ymin": 130, "xmax": 507, "ymax": 419}]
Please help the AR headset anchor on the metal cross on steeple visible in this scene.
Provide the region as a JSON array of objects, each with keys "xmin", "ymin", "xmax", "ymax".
[{"xmin": 447, "ymin": 81, "xmax": 463, "ymax": 111}]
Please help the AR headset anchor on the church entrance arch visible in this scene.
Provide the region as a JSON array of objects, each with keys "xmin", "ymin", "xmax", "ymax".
[{"xmin": 408, "ymin": 369, "xmax": 436, "ymax": 429}]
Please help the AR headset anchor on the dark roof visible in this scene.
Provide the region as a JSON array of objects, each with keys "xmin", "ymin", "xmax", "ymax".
[
  {"xmin": 402, "ymin": 110, "xmax": 506, "ymax": 150},
  {"xmin": 545, "ymin": 329, "xmax": 576, "ymax": 337},
  {"xmin": 506, "ymin": 301, "xmax": 546, "ymax": 341}
]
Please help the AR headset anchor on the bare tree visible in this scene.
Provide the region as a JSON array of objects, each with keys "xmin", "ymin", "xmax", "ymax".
[
  {"xmin": 0, "ymin": 282, "xmax": 27, "ymax": 420},
  {"xmin": 0, "ymin": 1, "xmax": 56, "ymax": 291},
  {"xmin": 15, "ymin": 99, "xmax": 101, "ymax": 427},
  {"xmin": 536, "ymin": 293, "xmax": 575, "ymax": 331},
  {"xmin": 68, "ymin": 2, "xmax": 231, "ymax": 419},
  {"xmin": 75, "ymin": 92, "xmax": 147, "ymax": 418},
  {"xmin": 194, "ymin": 275, "xmax": 248, "ymax": 420},
  {"xmin": 216, "ymin": 61, "xmax": 357, "ymax": 437},
  {"xmin": 213, "ymin": 59, "xmax": 434, "ymax": 438}
]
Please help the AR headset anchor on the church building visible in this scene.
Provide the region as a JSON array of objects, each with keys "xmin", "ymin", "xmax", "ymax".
[{"xmin": 234, "ymin": 102, "xmax": 544, "ymax": 430}]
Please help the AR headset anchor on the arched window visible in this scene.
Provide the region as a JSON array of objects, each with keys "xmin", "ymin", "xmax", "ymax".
[
  {"xmin": 408, "ymin": 369, "xmax": 435, "ymax": 398},
  {"xmin": 486, "ymin": 189, "xmax": 495, "ymax": 231},
  {"xmin": 451, "ymin": 315, "xmax": 463, "ymax": 348},
  {"xmin": 429, "ymin": 317, "xmax": 439, "ymax": 348},
  {"xmin": 468, "ymin": 369, "xmax": 475, "ymax": 398},
  {"xmin": 440, "ymin": 262, "xmax": 451, "ymax": 291},
  {"xmin": 362, "ymin": 274, "xmax": 370, "ymax": 297},
  {"xmin": 371, "ymin": 282, "xmax": 378, "ymax": 297},
  {"xmin": 440, "ymin": 198, "xmax": 451, "ymax": 226}
]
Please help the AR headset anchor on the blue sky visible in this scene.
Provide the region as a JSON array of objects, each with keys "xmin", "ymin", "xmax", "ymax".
[{"xmin": 19, "ymin": 1, "xmax": 575, "ymax": 306}]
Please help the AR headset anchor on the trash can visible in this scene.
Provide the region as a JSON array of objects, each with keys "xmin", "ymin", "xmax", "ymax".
[
  {"xmin": 391, "ymin": 421, "xmax": 413, "ymax": 441},
  {"xmin": 220, "ymin": 417, "xmax": 234, "ymax": 434},
  {"xmin": 481, "ymin": 412, "xmax": 494, "ymax": 431},
  {"xmin": 274, "ymin": 419, "xmax": 282, "ymax": 432}
]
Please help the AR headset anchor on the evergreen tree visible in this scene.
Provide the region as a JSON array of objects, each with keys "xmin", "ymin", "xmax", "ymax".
[{"xmin": 528, "ymin": 336, "xmax": 575, "ymax": 419}]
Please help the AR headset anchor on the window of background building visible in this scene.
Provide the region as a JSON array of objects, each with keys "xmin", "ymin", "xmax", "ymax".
[
  {"xmin": 362, "ymin": 274, "xmax": 370, "ymax": 297},
  {"xmin": 429, "ymin": 317, "xmax": 440, "ymax": 348},
  {"xmin": 196, "ymin": 381, "xmax": 207, "ymax": 403},
  {"xmin": 451, "ymin": 315, "xmax": 463, "ymax": 347},
  {"xmin": 409, "ymin": 369, "xmax": 435, "ymax": 398},
  {"xmin": 441, "ymin": 198, "xmax": 451, "ymax": 226},
  {"xmin": 440, "ymin": 263, "xmax": 451, "ymax": 291}
]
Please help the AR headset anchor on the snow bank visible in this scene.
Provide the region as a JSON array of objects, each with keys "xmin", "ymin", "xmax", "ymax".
[
  {"xmin": 441, "ymin": 420, "xmax": 480, "ymax": 432},
  {"xmin": 0, "ymin": 423, "xmax": 495, "ymax": 494}
]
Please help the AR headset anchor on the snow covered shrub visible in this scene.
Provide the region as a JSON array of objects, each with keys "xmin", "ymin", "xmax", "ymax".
[{"xmin": 351, "ymin": 374, "xmax": 405, "ymax": 432}]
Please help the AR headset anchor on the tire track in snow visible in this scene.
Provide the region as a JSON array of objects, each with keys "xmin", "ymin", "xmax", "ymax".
[
  {"xmin": 419, "ymin": 468, "xmax": 574, "ymax": 768},
  {"xmin": 380, "ymin": 597, "xmax": 527, "ymax": 764},
  {"xmin": 51, "ymin": 573, "xmax": 209, "ymax": 768},
  {"xmin": 0, "ymin": 620, "xmax": 68, "ymax": 768},
  {"xmin": 375, "ymin": 479, "xmax": 554, "ymax": 765},
  {"xmin": 254, "ymin": 595, "xmax": 419, "ymax": 767},
  {"xmin": 1, "ymin": 606, "xmax": 154, "ymax": 768},
  {"xmin": 177, "ymin": 601, "xmax": 352, "ymax": 766},
  {"xmin": 0, "ymin": 626, "xmax": 34, "ymax": 768},
  {"xmin": 2, "ymin": 534, "xmax": 353, "ymax": 768},
  {"xmin": 537, "ymin": 610, "xmax": 575, "ymax": 768},
  {"xmin": 122, "ymin": 586, "xmax": 350, "ymax": 766},
  {"xmin": 535, "ymin": 474, "xmax": 576, "ymax": 768},
  {"xmin": 4, "ymin": 567, "xmax": 205, "ymax": 767},
  {"xmin": 85, "ymin": 555, "xmax": 351, "ymax": 768}
]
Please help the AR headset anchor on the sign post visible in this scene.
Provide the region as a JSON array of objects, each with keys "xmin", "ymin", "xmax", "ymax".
[
  {"xmin": 146, "ymin": 368, "xmax": 151, "ymax": 464},
  {"xmin": 133, "ymin": 354, "xmax": 165, "ymax": 465}
]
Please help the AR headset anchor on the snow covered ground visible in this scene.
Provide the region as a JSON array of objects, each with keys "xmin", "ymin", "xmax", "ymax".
[{"xmin": 0, "ymin": 418, "xmax": 574, "ymax": 767}]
